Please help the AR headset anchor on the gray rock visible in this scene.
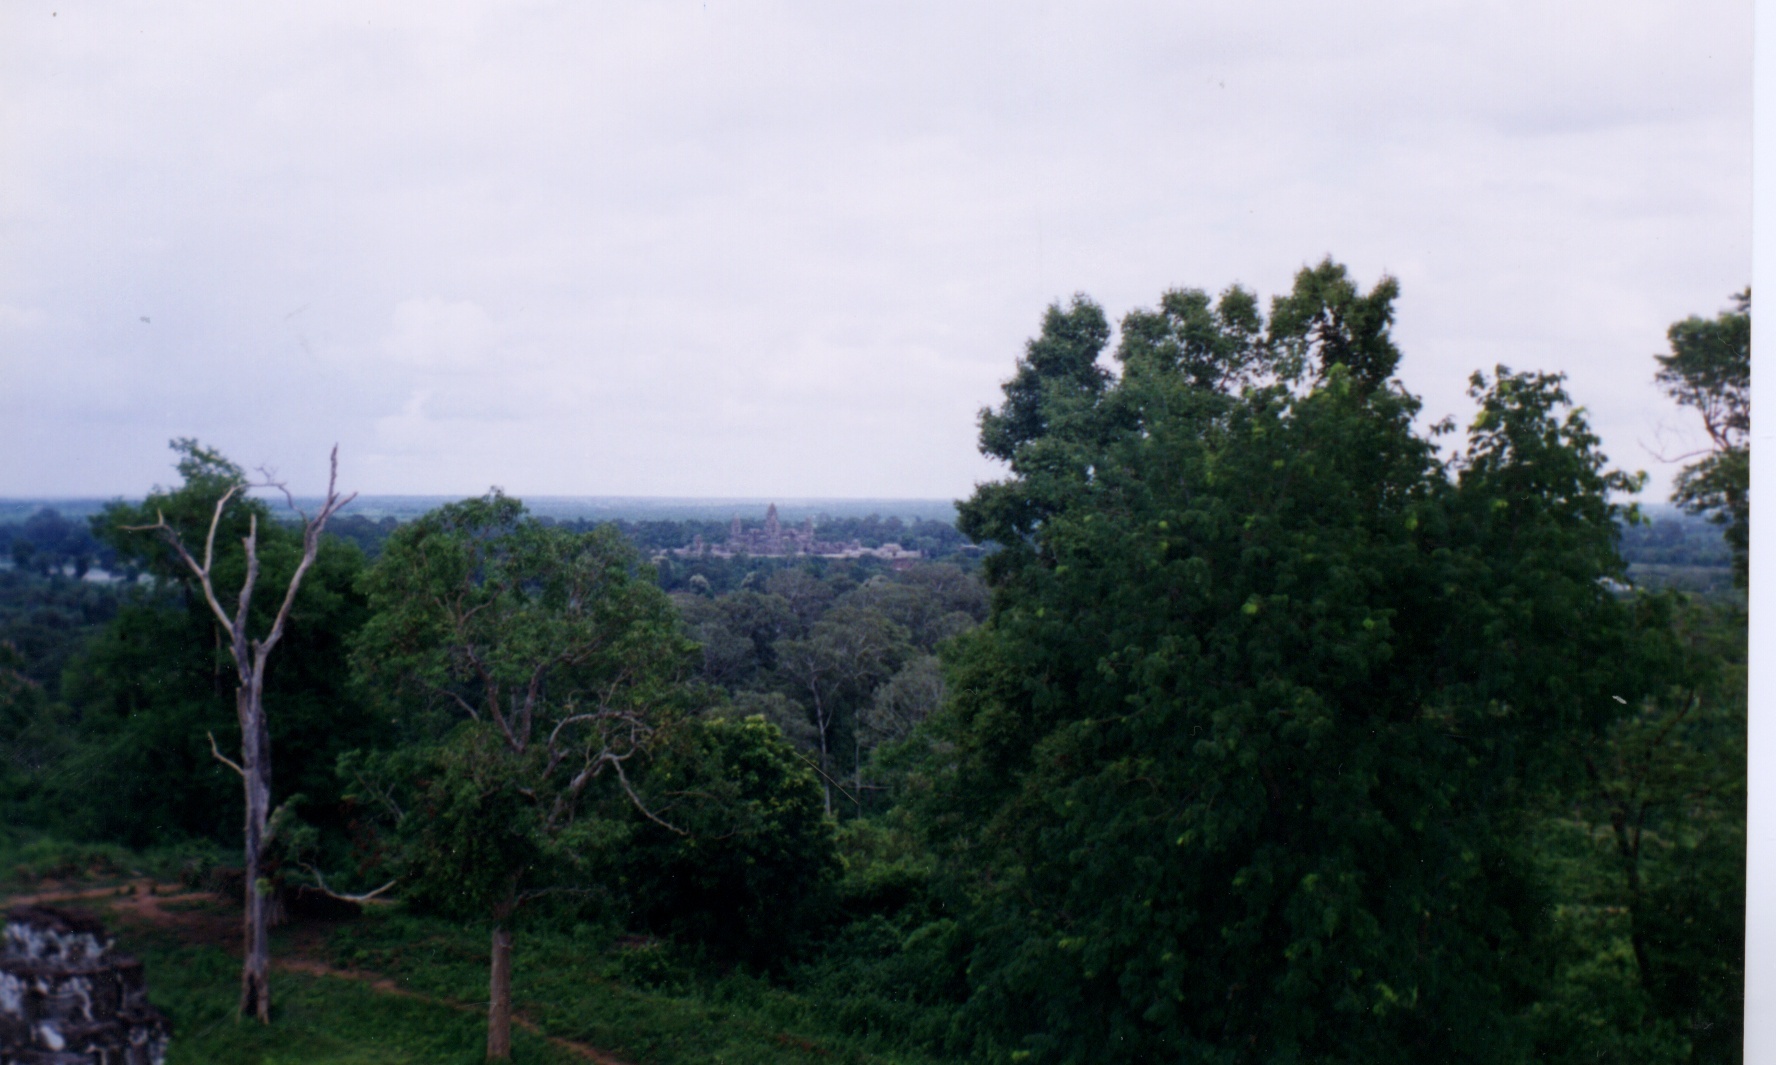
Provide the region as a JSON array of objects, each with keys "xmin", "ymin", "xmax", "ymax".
[{"xmin": 0, "ymin": 907, "xmax": 169, "ymax": 1065}]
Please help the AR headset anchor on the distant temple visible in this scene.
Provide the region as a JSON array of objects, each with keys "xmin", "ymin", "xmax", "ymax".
[{"xmin": 670, "ymin": 503, "xmax": 921, "ymax": 562}]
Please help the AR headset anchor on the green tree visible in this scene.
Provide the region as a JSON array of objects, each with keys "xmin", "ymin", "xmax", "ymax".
[
  {"xmin": 862, "ymin": 654, "xmax": 945, "ymax": 751},
  {"xmin": 350, "ymin": 492, "xmax": 692, "ymax": 1061},
  {"xmin": 774, "ymin": 605, "xmax": 910, "ymax": 814},
  {"xmin": 1655, "ymin": 290, "xmax": 1749, "ymax": 586},
  {"xmin": 842, "ymin": 569, "xmax": 984, "ymax": 653},
  {"xmin": 0, "ymin": 640, "xmax": 69, "ymax": 810},
  {"xmin": 0, "ymin": 563, "xmax": 124, "ymax": 691},
  {"xmin": 1533, "ymin": 598, "xmax": 1746, "ymax": 1065},
  {"xmin": 904, "ymin": 261, "xmax": 1680, "ymax": 1063},
  {"xmin": 611, "ymin": 714, "xmax": 841, "ymax": 967},
  {"xmin": 675, "ymin": 587, "xmax": 797, "ymax": 687}
]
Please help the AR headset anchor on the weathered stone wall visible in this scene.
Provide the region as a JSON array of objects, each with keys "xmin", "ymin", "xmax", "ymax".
[{"xmin": 0, "ymin": 906, "xmax": 169, "ymax": 1065}]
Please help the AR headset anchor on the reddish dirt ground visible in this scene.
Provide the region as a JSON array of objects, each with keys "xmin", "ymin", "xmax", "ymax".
[{"xmin": 3, "ymin": 880, "xmax": 631, "ymax": 1065}]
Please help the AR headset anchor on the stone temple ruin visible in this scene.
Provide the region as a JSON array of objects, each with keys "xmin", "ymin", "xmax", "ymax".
[
  {"xmin": 1, "ymin": 906, "xmax": 170, "ymax": 1065},
  {"xmin": 670, "ymin": 503, "xmax": 922, "ymax": 562}
]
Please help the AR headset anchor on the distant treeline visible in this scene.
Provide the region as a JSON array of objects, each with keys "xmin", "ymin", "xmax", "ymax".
[
  {"xmin": 0, "ymin": 501, "xmax": 1733, "ymax": 581},
  {"xmin": 0, "ymin": 507, "xmax": 982, "ymax": 574},
  {"xmin": 1617, "ymin": 510, "xmax": 1733, "ymax": 566},
  {"xmin": 0, "ymin": 509, "xmax": 983, "ymax": 693}
]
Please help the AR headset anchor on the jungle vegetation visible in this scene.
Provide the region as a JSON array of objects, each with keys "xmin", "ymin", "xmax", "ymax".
[{"xmin": 0, "ymin": 262, "xmax": 1746, "ymax": 1064}]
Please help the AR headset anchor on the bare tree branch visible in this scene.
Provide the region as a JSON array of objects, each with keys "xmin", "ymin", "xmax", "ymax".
[
  {"xmin": 300, "ymin": 863, "xmax": 398, "ymax": 903},
  {"xmin": 612, "ymin": 756, "xmax": 686, "ymax": 835},
  {"xmin": 351, "ymin": 768, "xmax": 405, "ymax": 823},
  {"xmin": 122, "ymin": 487, "xmax": 243, "ymax": 648},
  {"xmin": 441, "ymin": 687, "xmax": 484, "ymax": 723},
  {"xmin": 208, "ymin": 730, "xmax": 246, "ymax": 778},
  {"xmin": 259, "ymin": 446, "xmax": 358, "ymax": 661},
  {"xmin": 788, "ymin": 748, "xmax": 863, "ymax": 808},
  {"xmin": 544, "ymin": 711, "xmax": 607, "ymax": 759}
]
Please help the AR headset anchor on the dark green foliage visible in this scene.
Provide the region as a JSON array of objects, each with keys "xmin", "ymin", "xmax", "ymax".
[
  {"xmin": 1533, "ymin": 599, "xmax": 1745, "ymax": 1064},
  {"xmin": 0, "ymin": 567, "xmax": 124, "ymax": 689},
  {"xmin": 1618, "ymin": 511, "xmax": 1734, "ymax": 570},
  {"xmin": 599, "ymin": 518, "xmax": 734, "ymax": 553},
  {"xmin": 0, "ymin": 507, "xmax": 116, "ymax": 578},
  {"xmin": 977, "ymin": 296, "xmax": 1112, "ymax": 463},
  {"xmin": 350, "ymin": 491, "xmax": 692, "ymax": 749},
  {"xmin": 381, "ymin": 725, "xmax": 557, "ymax": 921},
  {"xmin": 346, "ymin": 492, "xmax": 702, "ymax": 932},
  {"xmin": 1267, "ymin": 258, "xmax": 1402, "ymax": 388},
  {"xmin": 906, "ymin": 261, "xmax": 1685, "ymax": 1063},
  {"xmin": 775, "ymin": 605, "xmax": 912, "ymax": 813},
  {"xmin": 23, "ymin": 440, "xmax": 381, "ymax": 848},
  {"xmin": 49, "ymin": 595, "xmax": 244, "ymax": 844},
  {"xmin": 54, "ymin": 566, "xmax": 375, "ymax": 848},
  {"xmin": 614, "ymin": 715, "xmax": 841, "ymax": 966},
  {"xmin": 322, "ymin": 513, "xmax": 401, "ymax": 560},
  {"xmin": 0, "ymin": 831, "xmax": 221, "ymax": 888},
  {"xmin": 701, "ymin": 589, "xmax": 800, "ymax": 679},
  {"xmin": 0, "ymin": 640, "xmax": 62, "ymax": 806},
  {"xmin": 1655, "ymin": 290, "xmax": 1749, "ymax": 586},
  {"xmin": 844, "ymin": 567, "xmax": 987, "ymax": 654},
  {"xmin": 669, "ymin": 560, "xmax": 987, "ymax": 818}
]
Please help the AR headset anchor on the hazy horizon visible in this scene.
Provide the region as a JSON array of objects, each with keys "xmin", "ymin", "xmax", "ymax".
[{"xmin": 0, "ymin": 493, "xmax": 965, "ymax": 526}]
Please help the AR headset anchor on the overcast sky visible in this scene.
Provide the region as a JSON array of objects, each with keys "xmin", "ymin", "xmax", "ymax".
[{"xmin": 0, "ymin": 1, "xmax": 1751, "ymax": 501}]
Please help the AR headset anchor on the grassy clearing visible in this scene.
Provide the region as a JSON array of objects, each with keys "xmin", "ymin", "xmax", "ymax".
[
  {"xmin": 29, "ymin": 906, "xmax": 578, "ymax": 1065},
  {"xmin": 325, "ymin": 910, "xmax": 950, "ymax": 1065},
  {"xmin": 1, "ymin": 876, "xmax": 952, "ymax": 1065}
]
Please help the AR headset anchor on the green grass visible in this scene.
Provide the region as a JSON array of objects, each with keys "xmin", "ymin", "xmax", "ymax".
[
  {"xmin": 325, "ymin": 910, "xmax": 953, "ymax": 1065},
  {"xmin": 3, "ymin": 888, "xmax": 954, "ymax": 1064},
  {"xmin": 1, "ymin": 831, "xmax": 960, "ymax": 1065},
  {"xmin": 58, "ymin": 915, "xmax": 577, "ymax": 1065},
  {"xmin": 0, "ymin": 828, "xmax": 221, "ymax": 888}
]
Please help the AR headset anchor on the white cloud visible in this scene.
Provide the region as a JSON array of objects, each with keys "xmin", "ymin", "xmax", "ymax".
[
  {"xmin": 0, "ymin": 0, "xmax": 1750, "ymax": 499},
  {"xmin": 0, "ymin": 305, "xmax": 46, "ymax": 331},
  {"xmin": 381, "ymin": 297, "xmax": 497, "ymax": 371}
]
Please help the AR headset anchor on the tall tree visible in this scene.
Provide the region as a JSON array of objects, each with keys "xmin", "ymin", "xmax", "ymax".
[
  {"xmin": 907, "ymin": 262, "xmax": 1681, "ymax": 1063},
  {"xmin": 1655, "ymin": 289, "xmax": 1749, "ymax": 585},
  {"xmin": 119, "ymin": 440, "xmax": 354, "ymax": 1022},
  {"xmin": 350, "ymin": 492, "xmax": 691, "ymax": 1060}
]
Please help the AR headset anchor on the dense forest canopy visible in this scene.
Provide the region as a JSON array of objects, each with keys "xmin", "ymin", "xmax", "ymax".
[{"xmin": 0, "ymin": 263, "xmax": 1746, "ymax": 1065}]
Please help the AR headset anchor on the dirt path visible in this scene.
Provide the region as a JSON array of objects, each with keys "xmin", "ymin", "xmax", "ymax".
[{"xmin": 5, "ymin": 881, "xmax": 633, "ymax": 1065}]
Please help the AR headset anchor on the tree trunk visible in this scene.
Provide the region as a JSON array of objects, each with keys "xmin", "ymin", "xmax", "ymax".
[
  {"xmin": 487, "ymin": 923, "xmax": 514, "ymax": 1061},
  {"xmin": 1610, "ymin": 807, "xmax": 1653, "ymax": 987},
  {"xmin": 817, "ymin": 726, "xmax": 833, "ymax": 816},
  {"xmin": 813, "ymin": 690, "xmax": 833, "ymax": 816},
  {"xmin": 127, "ymin": 448, "xmax": 356, "ymax": 1029},
  {"xmin": 238, "ymin": 684, "xmax": 274, "ymax": 1022}
]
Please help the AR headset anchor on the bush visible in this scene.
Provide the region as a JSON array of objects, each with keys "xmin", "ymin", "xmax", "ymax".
[{"xmin": 613, "ymin": 714, "xmax": 840, "ymax": 967}]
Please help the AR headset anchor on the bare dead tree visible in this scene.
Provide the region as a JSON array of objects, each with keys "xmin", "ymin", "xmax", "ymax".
[{"xmin": 126, "ymin": 447, "xmax": 355, "ymax": 1023}]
